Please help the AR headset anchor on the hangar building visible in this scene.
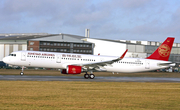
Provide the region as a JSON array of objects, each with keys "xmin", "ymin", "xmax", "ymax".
[{"xmin": 0, "ymin": 32, "xmax": 180, "ymax": 67}]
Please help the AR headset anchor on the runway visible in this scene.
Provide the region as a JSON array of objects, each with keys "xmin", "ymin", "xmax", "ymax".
[{"xmin": 1, "ymin": 75, "xmax": 180, "ymax": 82}]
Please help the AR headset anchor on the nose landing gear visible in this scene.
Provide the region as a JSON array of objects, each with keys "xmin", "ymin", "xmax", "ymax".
[{"xmin": 20, "ymin": 66, "xmax": 24, "ymax": 76}]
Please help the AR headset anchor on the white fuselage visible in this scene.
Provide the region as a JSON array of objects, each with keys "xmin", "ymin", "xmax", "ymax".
[{"xmin": 3, "ymin": 51, "xmax": 173, "ymax": 73}]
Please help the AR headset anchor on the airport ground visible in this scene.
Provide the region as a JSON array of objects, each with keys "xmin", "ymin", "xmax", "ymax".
[
  {"xmin": 1, "ymin": 69, "xmax": 180, "ymax": 78},
  {"xmin": 0, "ymin": 69, "xmax": 180, "ymax": 109}
]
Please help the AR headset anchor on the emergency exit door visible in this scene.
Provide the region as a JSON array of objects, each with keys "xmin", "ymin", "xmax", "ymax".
[{"xmin": 56, "ymin": 55, "xmax": 61, "ymax": 63}]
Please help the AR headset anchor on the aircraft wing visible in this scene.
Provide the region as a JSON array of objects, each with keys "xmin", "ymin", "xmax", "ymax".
[{"xmin": 74, "ymin": 49, "xmax": 128, "ymax": 71}]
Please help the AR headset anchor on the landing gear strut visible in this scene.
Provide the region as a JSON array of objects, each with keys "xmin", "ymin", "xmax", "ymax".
[
  {"xmin": 84, "ymin": 72, "xmax": 95, "ymax": 79},
  {"xmin": 20, "ymin": 66, "xmax": 24, "ymax": 76}
]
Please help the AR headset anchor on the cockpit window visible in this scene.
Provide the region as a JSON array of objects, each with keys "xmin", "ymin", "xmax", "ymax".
[{"xmin": 9, "ymin": 54, "xmax": 16, "ymax": 56}]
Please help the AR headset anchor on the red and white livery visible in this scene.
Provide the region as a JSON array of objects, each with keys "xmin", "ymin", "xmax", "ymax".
[{"xmin": 3, "ymin": 37, "xmax": 175, "ymax": 79}]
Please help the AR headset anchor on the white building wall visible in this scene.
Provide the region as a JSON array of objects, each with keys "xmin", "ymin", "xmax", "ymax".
[
  {"xmin": 141, "ymin": 41, "xmax": 148, "ymax": 45},
  {"xmin": 22, "ymin": 44, "xmax": 27, "ymax": 50},
  {"xmin": 126, "ymin": 52, "xmax": 147, "ymax": 58},
  {"xmin": 0, "ymin": 44, "xmax": 4, "ymax": 61},
  {"xmin": 151, "ymin": 42, "xmax": 156, "ymax": 45},
  {"xmin": 119, "ymin": 40, "xmax": 126, "ymax": 42},
  {"xmin": 127, "ymin": 45, "xmax": 135, "ymax": 52},
  {"xmin": 13, "ymin": 44, "xmax": 18, "ymax": 52},
  {"xmin": 173, "ymin": 43, "xmax": 177, "ymax": 47},
  {"xmin": 83, "ymin": 38, "xmax": 126, "ymax": 56},
  {"xmin": 136, "ymin": 45, "xmax": 144, "ymax": 53},
  {"xmin": 5, "ymin": 44, "xmax": 9, "ymax": 57},
  {"xmin": 130, "ymin": 40, "xmax": 136, "ymax": 44}
]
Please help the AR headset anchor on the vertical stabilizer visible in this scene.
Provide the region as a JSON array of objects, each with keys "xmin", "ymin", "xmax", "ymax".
[{"xmin": 146, "ymin": 37, "xmax": 175, "ymax": 61}]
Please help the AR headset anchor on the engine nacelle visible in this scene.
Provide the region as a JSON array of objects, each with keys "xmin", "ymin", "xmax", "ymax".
[{"xmin": 61, "ymin": 65, "xmax": 82, "ymax": 74}]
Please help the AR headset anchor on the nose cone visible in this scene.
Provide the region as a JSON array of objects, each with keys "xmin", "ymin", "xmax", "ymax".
[{"xmin": 2, "ymin": 57, "xmax": 8, "ymax": 64}]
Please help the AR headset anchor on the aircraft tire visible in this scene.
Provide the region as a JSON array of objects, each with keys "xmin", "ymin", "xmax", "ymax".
[
  {"xmin": 84, "ymin": 74, "xmax": 89, "ymax": 79},
  {"xmin": 90, "ymin": 74, "xmax": 95, "ymax": 79},
  {"xmin": 20, "ymin": 72, "xmax": 24, "ymax": 76}
]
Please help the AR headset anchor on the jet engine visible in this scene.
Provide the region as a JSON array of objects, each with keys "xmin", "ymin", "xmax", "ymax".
[{"xmin": 61, "ymin": 65, "xmax": 82, "ymax": 74}]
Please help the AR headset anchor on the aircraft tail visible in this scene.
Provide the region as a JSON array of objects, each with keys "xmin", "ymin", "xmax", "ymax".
[{"xmin": 146, "ymin": 37, "xmax": 175, "ymax": 61}]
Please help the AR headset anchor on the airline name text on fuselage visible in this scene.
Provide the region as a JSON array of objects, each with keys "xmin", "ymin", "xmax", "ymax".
[
  {"xmin": 28, "ymin": 53, "xmax": 55, "ymax": 56},
  {"xmin": 62, "ymin": 54, "xmax": 81, "ymax": 58}
]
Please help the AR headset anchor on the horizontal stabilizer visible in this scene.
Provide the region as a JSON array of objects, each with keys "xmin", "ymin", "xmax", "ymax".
[{"xmin": 158, "ymin": 63, "xmax": 176, "ymax": 67}]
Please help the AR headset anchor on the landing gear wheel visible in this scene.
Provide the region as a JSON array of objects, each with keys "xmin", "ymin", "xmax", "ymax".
[
  {"xmin": 84, "ymin": 74, "xmax": 89, "ymax": 79},
  {"xmin": 90, "ymin": 74, "xmax": 95, "ymax": 79},
  {"xmin": 20, "ymin": 72, "xmax": 24, "ymax": 76}
]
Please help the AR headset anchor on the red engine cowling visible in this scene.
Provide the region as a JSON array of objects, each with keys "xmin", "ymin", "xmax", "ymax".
[{"xmin": 61, "ymin": 65, "xmax": 82, "ymax": 74}]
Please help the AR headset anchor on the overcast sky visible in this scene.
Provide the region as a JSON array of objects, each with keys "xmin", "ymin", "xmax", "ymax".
[{"xmin": 0, "ymin": 0, "xmax": 180, "ymax": 42}]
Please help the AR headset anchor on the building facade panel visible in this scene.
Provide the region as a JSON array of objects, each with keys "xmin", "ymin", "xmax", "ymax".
[
  {"xmin": 0, "ymin": 44, "xmax": 4, "ymax": 61},
  {"xmin": 5, "ymin": 44, "xmax": 9, "ymax": 56},
  {"xmin": 9, "ymin": 44, "xmax": 13, "ymax": 54},
  {"xmin": 18, "ymin": 44, "xmax": 22, "ymax": 51},
  {"xmin": 127, "ymin": 44, "xmax": 135, "ymax": 52},
  {"xmin": 171, "ymin": 48, "xmax": 180, "ymax": 54},
  {"xmin": 13, "ymin": 44, "xmax": 18, "ymax": 52},
  {"xmin": 135, "ymin": 45, "xmax": 144, "ymax": 53},
  {"xmin": 83, "ymin": 38, "xmax": 126, "ymax": 56},
  {"xmin": 27, "ymin": 41, "xmax": 93, "ymax": 54},
  {"xmin": 27, "ymin": 41, "xmax": 39, "ymax": 51},
  {"xmin": 22, "ymin": 44, "xmax": 27, "ymax": 50}
]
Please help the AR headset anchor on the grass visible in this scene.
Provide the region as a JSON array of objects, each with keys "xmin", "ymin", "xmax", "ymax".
[
  {"xmin": 0, "ymin": 81, "xmax": 180, "ymax": 110},
  {"xmin": 1, "ymin": 69, "xmax": 180, "ymax": 78}
]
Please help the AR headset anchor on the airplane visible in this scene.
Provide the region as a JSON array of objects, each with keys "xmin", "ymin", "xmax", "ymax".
[{"xmin": 2, "ymin": 37, "xmax": 175, "ymax": 79}]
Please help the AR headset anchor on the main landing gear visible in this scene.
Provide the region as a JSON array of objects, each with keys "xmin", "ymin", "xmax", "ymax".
[
  {"xmin": 84, "ymin": 72, "xmax": 95, "ymax": 79},
  {"xmin": 20, "ymin": 66, "xmax": 24, "ymax": 76}
]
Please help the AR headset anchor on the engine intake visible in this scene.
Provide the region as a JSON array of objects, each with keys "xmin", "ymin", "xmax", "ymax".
[{"xmin": 61, "ymin": 65, "xmax": 82, "ymax": 74}]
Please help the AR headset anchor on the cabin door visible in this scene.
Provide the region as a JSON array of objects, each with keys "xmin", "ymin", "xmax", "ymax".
[
  {"xmin": 56, "ymin": 55, "xmax": 61, "ymax": 63},
  {"xmin": 21, "ymin": 52, "xmax": 26, "ymax": 61},
  {"xmin": 100, "ymin": 58, "xmax": 104, "ymax": 61},
  {"xmin": 145, "ymin": 60, "xmax": 150, "ymax": 69}
]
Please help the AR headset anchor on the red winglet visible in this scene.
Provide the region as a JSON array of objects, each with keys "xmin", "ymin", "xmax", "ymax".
[
  {"xmin": 120, "ymin": 49, "xmax": 128, "ymax": 59},
  {"xmin": 146, "ymin": 37, "xmax": 175, "ymax": 61}
]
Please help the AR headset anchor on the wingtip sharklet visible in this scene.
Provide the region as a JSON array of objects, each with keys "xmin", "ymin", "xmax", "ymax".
[{"xmin": 120, "ymin": 49, "xmax": 128, "ymax": 59}]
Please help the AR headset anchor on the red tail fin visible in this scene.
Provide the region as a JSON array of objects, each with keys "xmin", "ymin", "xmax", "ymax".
[{"xmin": 146, "ymin": 37, "xmax": 175, "ymax": 61}]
